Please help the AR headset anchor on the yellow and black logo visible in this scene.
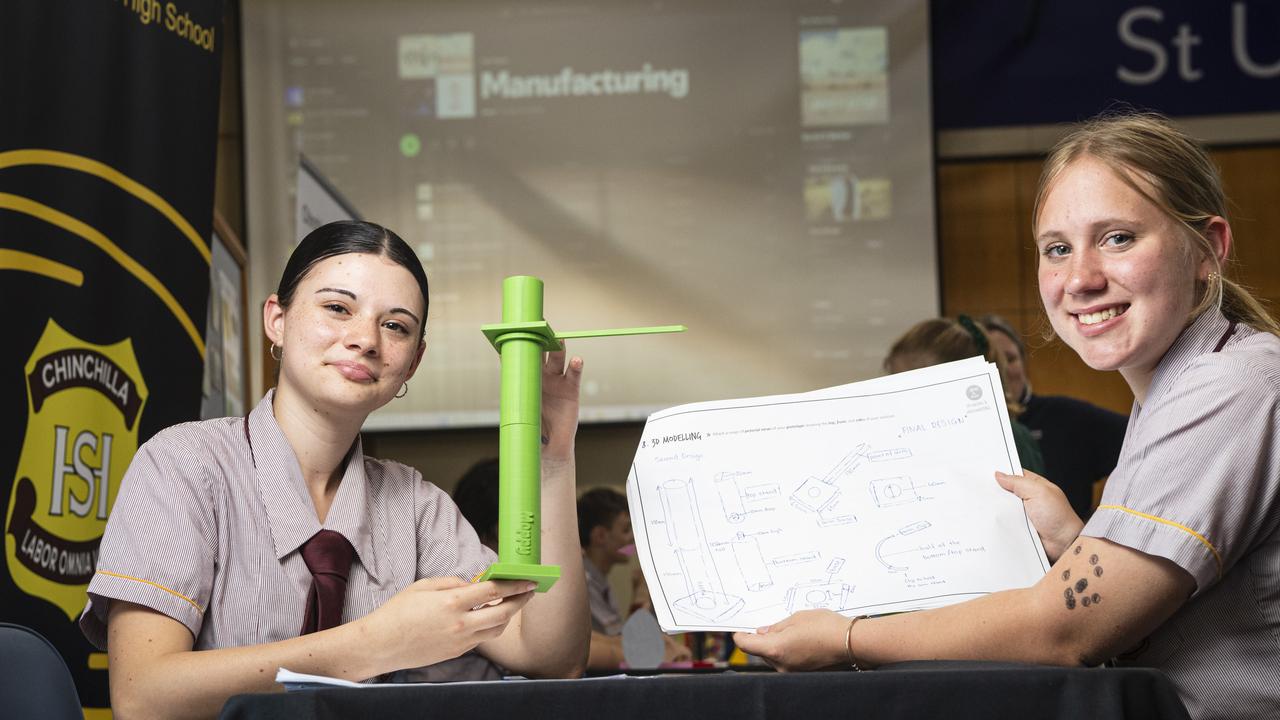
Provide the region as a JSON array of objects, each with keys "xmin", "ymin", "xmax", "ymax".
[{"xmin": 5, "ymin": 321, "xmax": 148, "ymax": 619}]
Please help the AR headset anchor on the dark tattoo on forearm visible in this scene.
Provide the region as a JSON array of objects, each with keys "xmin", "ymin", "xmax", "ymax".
[{"xmin": 1061, "ymin": 547, "xmax": 1103, "ymax": 610}]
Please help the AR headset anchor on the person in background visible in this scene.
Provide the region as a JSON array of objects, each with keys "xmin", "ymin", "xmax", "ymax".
[
  {"xmin": 81, "ymin": 221, "xmax": 589, "ymax": 719},
  {"xmin": 979, "ymin": 314, "xmax": 1127, "ymax": 518},
  {"xmin": 452, "ymin": 458, "xmax": 501, "ymax": 553},
  {"xmin": 578, "ymin": 487, "xmax": 691, "ymax": 670},
  {"xmin": 736, "ymin": 112, "xmax": 1280, "ymax": 720},
  {"xmin": 883, "ymin": 315, "xmax": 1046, "ymax": 476}
]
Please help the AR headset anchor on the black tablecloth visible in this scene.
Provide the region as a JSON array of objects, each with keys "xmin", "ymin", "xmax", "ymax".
[{"xmin": 220, "ymin": 662, "xmax": 1191, "ymax": 720}]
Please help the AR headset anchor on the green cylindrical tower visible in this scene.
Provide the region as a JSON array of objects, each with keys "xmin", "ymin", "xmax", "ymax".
[
  {"xmin": 497, "ymin": 276, "xmax": 544, "ymax": 566},
  {"xmin": 475, "ymin": 275, "xmax": 684, "ymax": 592}
]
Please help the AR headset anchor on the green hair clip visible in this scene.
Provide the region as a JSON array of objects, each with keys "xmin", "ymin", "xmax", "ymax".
[{"xmin": 957, "ymin": 314, "xmax": 990, "ymax": 357}]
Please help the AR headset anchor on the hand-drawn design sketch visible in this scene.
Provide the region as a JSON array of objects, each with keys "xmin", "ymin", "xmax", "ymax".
[
  {"xmin": 731, "ymin": 537, "xmax": 773, "ymax": 591},
  {"xmin": 867, "ymin": 448, "xmax": 913, "ymax": 462},
  {"xmin": 785, "ymin": 579, "xmax": 854, "ymax": 612},
  {"xmin": 659, "ymin": 478, "xmax": 746, "ymax": 622},
  {"xmin": 715, "ymin": 471, "xmax": 751, "ymax": 523},
  {"xmin": 875, "ymin": 520, "xmax": 932, "ymax": 573},
  {"xmin": 791, "ymin": 476, "xmax": 838, "ymax": 512},
  {"xmin": 789, "ymin": 445, "xmax": 867, "ymax": 526},
  {"xmin": 630, "ymin": 357, "xmax": 1052, "ymax": 632},
  {"xmin": 869, "ymin": 476, "xmax": 946, "ymax": 508}
]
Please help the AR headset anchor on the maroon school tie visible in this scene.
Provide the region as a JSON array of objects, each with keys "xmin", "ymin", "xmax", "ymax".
[{"xmin": 299, "ymin": 529, "xmax": 355, "ymax": 635}]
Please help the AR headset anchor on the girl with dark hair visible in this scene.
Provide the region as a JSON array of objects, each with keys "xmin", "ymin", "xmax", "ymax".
[
  {"xmin": 736, "ymin": 114, "xmax": 1280, "ymax": 720},
  {"xmin": 80, "ymin": 221, "xmax": 589, "ymax": 718}
]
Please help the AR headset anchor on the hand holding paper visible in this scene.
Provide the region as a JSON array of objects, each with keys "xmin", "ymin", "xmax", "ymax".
[{"xmin": 627, "ymin": 358, "xmax": 1050, "ymax": 633}]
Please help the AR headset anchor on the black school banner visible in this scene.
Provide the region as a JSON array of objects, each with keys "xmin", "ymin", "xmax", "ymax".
[{"xmin": 0, "ymin": 0, "xmax": 223, "ymax": 714}]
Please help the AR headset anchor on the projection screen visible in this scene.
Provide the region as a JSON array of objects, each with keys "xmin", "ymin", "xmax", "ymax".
[{"xmin": 243, "ymin": 0, "xmax": 937, "ymax": 429}]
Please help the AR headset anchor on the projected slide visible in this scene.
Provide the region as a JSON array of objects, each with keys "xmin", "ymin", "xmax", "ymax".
[{"xmin": 244, "ymin": 0, "xmax": 936, "ymax": 429}]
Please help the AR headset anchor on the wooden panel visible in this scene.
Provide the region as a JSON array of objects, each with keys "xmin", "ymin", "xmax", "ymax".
[
  {"xmin": 938, "ymin": 147, "xmax": 1280, "ymax": 415},
  {"xmin": 1024, "ymin": 337, "xmax": 1136, "ymax": 415},
  {"xmin": 1215, "ymin": 147, "xmax": 1280, "ymax": 303},
  {"xmin": 213, "ymin": 0, "xmax": 244, "ymax": 241},
  {"xmin": 937, "ymin": 162, "xmax": 1025, "ymax": 316},
  {"xmin": 1014, "ymin": 160, "xmax": 1045, "ymax": 315}
]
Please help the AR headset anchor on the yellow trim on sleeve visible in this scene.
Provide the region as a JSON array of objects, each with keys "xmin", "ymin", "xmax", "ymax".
[
  {"xmin": 1096, "ymin": 504, "xmax": 1223, "ymax": 578},
  {"xmin": 96, "ymin": 570, "xmax": 203, "ymax": 612}
]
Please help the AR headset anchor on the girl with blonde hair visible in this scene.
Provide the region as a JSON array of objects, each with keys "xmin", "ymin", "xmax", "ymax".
[{"xmin": 736, "ymin": 113, "xmax": 1280, "ymax": 720}]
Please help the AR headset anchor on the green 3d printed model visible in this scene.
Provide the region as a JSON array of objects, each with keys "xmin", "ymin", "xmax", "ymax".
[{"xmin": 474, "ymin": 276, "xmax": 684, "ymax": 592}]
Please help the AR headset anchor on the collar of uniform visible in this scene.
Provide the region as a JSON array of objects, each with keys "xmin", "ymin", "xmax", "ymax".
[
  {"xmin": 1141, "ymin": 309, "xmax": 1232, "ymax": 411},
  {"xmin": 321, "ymin": 435, "xmax": 381, "ymax": 582},
  {"xmin": 247, "ymin": 390, "xmax": 382, "ymax": 582},
  {"xmin": 583, "ymin": 554, "xmax": 609, "ymax": 592}
]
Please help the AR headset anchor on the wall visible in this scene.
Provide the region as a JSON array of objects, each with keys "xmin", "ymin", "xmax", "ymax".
[
  {"xmin": 369, "ymin": 145, "xmax": 1280, "ymax": 489},
  {"xmin": 214, "ymin": 6, "xmax": 1280, "ymax": 479},
  {"xmin": 214, "ymin": 0, "xmax": 243, "ymax": 239},
  {"xmin": 937, "ymin": 145, "xmax": 1280, "ymax": 415},
  {"xmin": 365, "ymin": 422, "xmax": 644, "ymax": 494}
]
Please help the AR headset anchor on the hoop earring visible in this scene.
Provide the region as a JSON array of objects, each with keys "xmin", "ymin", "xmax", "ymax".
[
  {"xmin": 395, "ymin": 382, "xmax": 409, "ymax": 399},
  {"xmin": 270, "ymin": 343, "xmax": 282, "ymax": 361}
]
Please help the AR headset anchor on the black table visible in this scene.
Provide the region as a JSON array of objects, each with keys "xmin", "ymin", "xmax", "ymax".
[{"xmin": 220, "ymin": 662, "xmax": 1191, "ymax": 720}]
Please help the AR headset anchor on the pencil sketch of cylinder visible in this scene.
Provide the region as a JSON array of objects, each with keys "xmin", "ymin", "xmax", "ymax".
[
  {"xmin": 659, "ymin": 479, "xmax": 745, "ymax": 622},
  {"xmin": 731, "ymin": 537, "xmax": 773, "ymax": 591},
  {"xmin": 675, "ymin": 549, "xmax": 718, "ymax": 599},
  {"xmin": 661, "ymin": 478, "xmax": 702, "ymax": 549},
  {"xmin": 715, "ymin": 472, "xmax": 748, "ymax": 524}
]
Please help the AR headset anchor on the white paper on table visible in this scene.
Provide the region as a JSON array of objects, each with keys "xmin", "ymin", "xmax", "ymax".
[
  {"xmin": 275, "ymin": 668, "xmax": 643, "ymax": 691},
  {"xmin": 627, "ymin": 357, "xmax": 1050, "ymax": 633}
]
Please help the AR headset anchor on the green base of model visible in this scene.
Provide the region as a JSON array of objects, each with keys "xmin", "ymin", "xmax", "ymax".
[
  {"xmin": 478, "ymin": 275, "xmax": 683, "ymax": 592},
  {"xmin": 473, "ymin": 563, "xmax": 563, "ymax": 593}
]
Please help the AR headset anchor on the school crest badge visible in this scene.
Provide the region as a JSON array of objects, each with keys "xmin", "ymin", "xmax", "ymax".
[{"xmin": 5, "ymin": 320, "xmax": 148, "ymax": 619}]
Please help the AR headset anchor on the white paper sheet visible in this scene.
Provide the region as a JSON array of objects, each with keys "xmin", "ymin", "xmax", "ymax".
[
  {"xmin": 627, "ymin": 358, "xmax": 1050, "ymax": 633},
  {"xmin": 274, "ymin": 668, "xmax": 640, "ymax": 690}
]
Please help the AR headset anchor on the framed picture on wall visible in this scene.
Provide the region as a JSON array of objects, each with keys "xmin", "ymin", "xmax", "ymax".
[{"xmin": 201, "ymin": 212, "xmax": 250, "ymax": 419}]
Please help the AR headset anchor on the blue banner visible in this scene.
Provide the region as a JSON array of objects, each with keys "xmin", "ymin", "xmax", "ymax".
[{"xmin": 933, "ymin": 0, "xmax": 1280, "ymax": 129}]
